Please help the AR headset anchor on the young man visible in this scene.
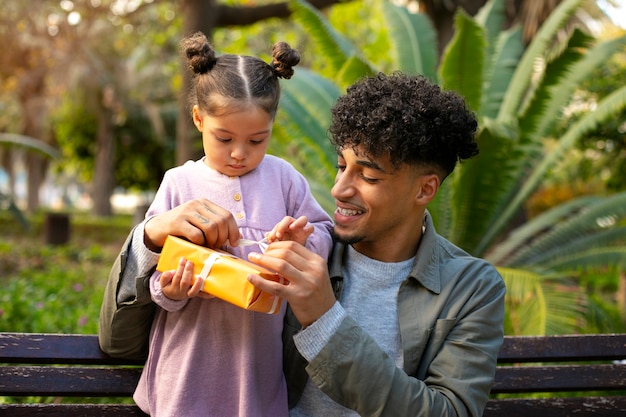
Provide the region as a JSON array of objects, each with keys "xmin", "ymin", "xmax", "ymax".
[{"xmin": 99, "ymin": 72, "xmax": 505, "ymax": 417}]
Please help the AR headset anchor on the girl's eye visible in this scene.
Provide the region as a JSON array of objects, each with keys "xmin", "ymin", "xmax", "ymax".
[{"xmin": 217, "ymin": 137, "xmax": 232, "ymax": 143}]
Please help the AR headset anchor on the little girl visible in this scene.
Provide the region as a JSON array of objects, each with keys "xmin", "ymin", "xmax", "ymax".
[{"xmin": 133, "ymin": 32, "xmax": 333, "ymax": 416}]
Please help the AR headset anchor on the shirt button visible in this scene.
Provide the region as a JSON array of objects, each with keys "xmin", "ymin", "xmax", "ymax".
[
  {"xmin": 236, "ymin": 212, "xmax": 244, "ymax": 219},
  {"xmin": 233, "ymin": 193, "xmax": 241, "ymax": 201}
]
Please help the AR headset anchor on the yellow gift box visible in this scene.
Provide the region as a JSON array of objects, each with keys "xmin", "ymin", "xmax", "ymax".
[{"xmin": 156, "ymin": 235, "xmax": 284, "ymax": 314}]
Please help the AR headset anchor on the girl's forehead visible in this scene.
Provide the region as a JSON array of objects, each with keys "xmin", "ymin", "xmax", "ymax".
[
  {"xmin": 204, "ymin": 106, "xmax": 274, "ymax": 134},
  {"xmin": 204, "ymin": 96, "xmax": 267, "ymax": 117}
]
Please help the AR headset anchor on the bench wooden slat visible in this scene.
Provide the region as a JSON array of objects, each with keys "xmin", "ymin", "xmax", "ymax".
[
  {"xmin": 492, "ymin": 363, "xmax": 626, "ymax": 393},
  {"xmin": 497, "ymin": 334, "xmax": 626, "ymax": 363},
  {"xmin": 3, "ymin": 332, "xmax": 626, "ymax": 416},
  {"xmin": 0, "ymin": 333, "xmax": 139, "ymax": 365},
  {"xmin": 0, "ymin": 366, "xmax": 141, "ymax": 397},
  {"xmin": 483, "ymin": 396, "xmax": 626, "ymax": 417},
  {"xmin": 0, "ymin": 404, "xmax": 147, "ymax": 417}
]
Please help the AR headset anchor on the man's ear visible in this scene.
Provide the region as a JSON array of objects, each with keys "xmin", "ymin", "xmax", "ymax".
[
  {"xmin": 415, "ymin": 174, "xmax": 440, "ymax": 204},
  {"xmin": 192, "ymin": 105, "xmax": 203, "ymax": 131}
]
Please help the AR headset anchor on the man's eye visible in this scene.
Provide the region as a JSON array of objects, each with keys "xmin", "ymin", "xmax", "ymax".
[
  {"xmin": 335, "ymin": 164, "xmax": 346, "ymax": 171},
  {"xmin": 361, "ymin": 174, "xmax": 379, "ymax": 184}
]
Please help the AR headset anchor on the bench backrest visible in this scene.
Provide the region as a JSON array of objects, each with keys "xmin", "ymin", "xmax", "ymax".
[{"xmin": 2, "ymin": 332, "xmax": 626, "ymax": 416}]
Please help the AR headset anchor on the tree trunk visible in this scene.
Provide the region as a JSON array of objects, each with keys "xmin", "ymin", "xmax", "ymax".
[
  {"xmin": 19, "ymin": 66, "xmax": 48, "ymax": 213},
  {"xmin": 92, "ymin": 85, "xmax": 116, "ymax": 217},
  {"xmin": 176, "ymin": 0, "xmax": 219, "ymax": 165},
  {"xmin": 26, "ymin": 154, "xmax": 46, "ymax": 212},
  {"xmin": 0, "ymin": 150, "xmax": 15, "ymax": 199}
]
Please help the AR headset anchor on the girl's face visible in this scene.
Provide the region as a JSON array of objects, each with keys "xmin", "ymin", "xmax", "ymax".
[{"xmin": 193, "ymin": 104, "xmax": 273, "ymax": 177}]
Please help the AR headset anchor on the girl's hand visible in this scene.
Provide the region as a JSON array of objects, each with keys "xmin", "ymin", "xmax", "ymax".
[
  {"xmin": 266, "ymin": 215, "xmax": 313, "ymax": 247},
  {"xmin": 159, "ymin": 257, "xmax": 204, "ymax": 300}
]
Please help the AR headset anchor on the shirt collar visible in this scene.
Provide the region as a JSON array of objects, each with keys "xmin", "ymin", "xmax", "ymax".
[{"xmin": 329, "ymin": 211, "xmax": 442, "ymax": 297}]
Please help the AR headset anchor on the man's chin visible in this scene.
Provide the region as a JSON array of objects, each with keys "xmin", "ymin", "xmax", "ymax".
[{"xmin": 332, "ymin": 228, "xmax": 363, "ymax": 245}]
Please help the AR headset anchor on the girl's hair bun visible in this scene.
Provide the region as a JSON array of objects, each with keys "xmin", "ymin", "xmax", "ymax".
[
  {"xmin": 181, "ymin": 31, "xmax": 217, "ymax": 74},
  {"xmin": 271, "ymin": 42, "xmax": 300, "ymax": 79}
]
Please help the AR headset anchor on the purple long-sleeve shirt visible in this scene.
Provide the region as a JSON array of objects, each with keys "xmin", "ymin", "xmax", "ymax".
[{"xmin": 134, "ymin": 156, "xmax": 333, "ymax": 417}]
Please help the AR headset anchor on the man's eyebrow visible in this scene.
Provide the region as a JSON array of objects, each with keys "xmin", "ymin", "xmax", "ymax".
[
  {"xmin": 356, "ymin": 159, "xmax": 388, "ymax": 173},
  {"xmin": 337, "ymin": 150, "xmax": 389, "ymax": 173}
]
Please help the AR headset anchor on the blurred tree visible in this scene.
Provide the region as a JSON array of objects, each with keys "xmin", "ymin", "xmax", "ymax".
[
  {"xmin": 0, "ymin": 1, "xmax": 181, "ymax": 216},
  {"xmin": 48, "ymin": 1, "xmax": 181, "ymax": 216},
  {"xmin": 0, "ymin": 1, "xmax": 60, "ymax": 212}
]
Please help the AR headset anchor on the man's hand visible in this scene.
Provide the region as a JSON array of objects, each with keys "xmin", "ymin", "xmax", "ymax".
[
  {"xmin": 144, "ymin": 199, "xmax": 240, "ymax": 251},
  {"xmin": 247, "ymin": 241, "xmax": 335, "ymax": 327}
]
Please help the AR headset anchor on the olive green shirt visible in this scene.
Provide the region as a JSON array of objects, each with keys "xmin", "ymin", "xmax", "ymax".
[{"xmin": 282, "ymin": 214, "xmax": 506, "ymax": 416}]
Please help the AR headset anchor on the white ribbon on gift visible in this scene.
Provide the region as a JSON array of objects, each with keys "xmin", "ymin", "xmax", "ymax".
[
  {"xmin": 268, "ymin": 275, "xmax": 285, "ymax": 314},
  {"xmin": 233, "ymin": 237, "xmax": 269, "ymax": 253},
  {"xmin": 197, "ymin": 252, "xmax": 223, "ymax": 284},
  {"xmin": 197, "ymin": 250, "xmax": 283, "ymax": 314}
]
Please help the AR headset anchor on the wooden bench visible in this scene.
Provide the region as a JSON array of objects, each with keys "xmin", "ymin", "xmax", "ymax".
[{"xmin": 1, "ymin": 332, "xmax": 626, "ymax": 416}]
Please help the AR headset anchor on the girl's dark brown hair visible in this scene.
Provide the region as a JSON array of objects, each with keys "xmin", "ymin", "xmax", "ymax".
[{"xmin": 181, "ymin": 32, "xmax": 300, "ymax": 118}]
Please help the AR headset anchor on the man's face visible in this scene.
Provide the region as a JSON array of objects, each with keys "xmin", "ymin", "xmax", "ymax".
[{"xmin": 330, "ymin": 147, "xmax": 429, "ymax": 262}]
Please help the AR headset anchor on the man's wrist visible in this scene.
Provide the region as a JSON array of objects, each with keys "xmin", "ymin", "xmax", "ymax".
[{"xmin": 294, "ymin": 301, "xmax": 346, "ymax": 361}]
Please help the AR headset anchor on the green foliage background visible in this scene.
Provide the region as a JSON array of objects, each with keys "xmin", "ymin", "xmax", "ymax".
[{"xmin": 0, "ymin": 213, "xmax": 133, "ymax": 335}]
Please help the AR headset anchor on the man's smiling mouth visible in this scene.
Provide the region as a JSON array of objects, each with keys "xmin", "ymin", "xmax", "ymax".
[{"xmin": 336, "ymin": 207, "xmax": 364, "ymax": 216}]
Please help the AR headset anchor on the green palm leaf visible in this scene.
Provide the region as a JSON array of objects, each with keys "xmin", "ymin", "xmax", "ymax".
[
  {"xmin": 497, "ymin": 0, "xmax": 583, "ymax": 121},
  {"xmin": 499, "ymin": 267, "xmax": 547, "ymax": 334},
  {"xmin": 480, "ymin": 26, "xmax": 524, "ymax": 119},
  {"xmin": 273, "ymin": 68, "xmax": 340, "ymax": 213},
  {"xmin": 438, "ymin": 9, "xmax": 484, "ymax": 112},
  {"xmin": 486, "ymin": 196, "xmax": 597, "ymax": 265},
  {"xmin": 533, "ymin": 34, "xmax": 626, "ymax": 138},
  {"xmin": 336, "ymin": 55, "xmax": 376, "ymax": 89},
  {"xmin": 499, "ymin": 267, "xmax": 586, "ymax": 335},
  {"xmin": 442, "ymin": 121, "xmax": 519, "ymax": 249},
  {"xmin": 519, "ymin": 28, "xmax": 592, "ymax": 136},
  {"xmin": 477, "ymin": 85, "xmax": 626, "ymax": 254},
  {"xmin": 381, "ymin": 1, "xmax": 438, "ymax": 80},
  {"xmin": 444, "ymin": 115, "xmax": 525, "ymax": 251},
  {"xmin": 474, "ymin": 0, "xmax": 507, "ymax": 54},
  {"xmin": 497, "ymin": 193, "xmax": 626, "ymax": 267},
  {"xmin": 543, "ymin": 247, "xmax": 626, "ymax": 272},
  {"xmin": 288, "ymin": 0, "xmax": 376, "ymax": 82}
]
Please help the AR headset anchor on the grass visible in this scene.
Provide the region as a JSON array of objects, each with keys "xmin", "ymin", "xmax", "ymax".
[{"xmin": 0, "ymin": 211, "xmax": 135, "ymax": 335}]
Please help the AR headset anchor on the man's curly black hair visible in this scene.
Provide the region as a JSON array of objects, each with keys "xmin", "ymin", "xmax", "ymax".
[{"xmin": 329, "ymin": 72, "xmax": 479, "ymax": 178}]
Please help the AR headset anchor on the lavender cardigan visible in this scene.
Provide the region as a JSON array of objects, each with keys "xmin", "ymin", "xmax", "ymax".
[{"xmin": 133, "ymin": 156, "xmax": 333, "ymax": 417}]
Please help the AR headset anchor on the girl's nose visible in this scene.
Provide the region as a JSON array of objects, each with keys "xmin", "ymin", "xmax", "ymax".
[{"xmin": 231, "ymin": 145, "xmax": 246, "ymax": 161}]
